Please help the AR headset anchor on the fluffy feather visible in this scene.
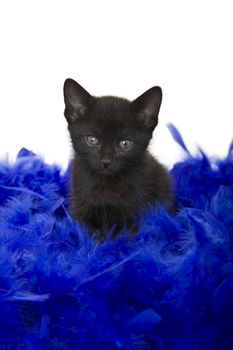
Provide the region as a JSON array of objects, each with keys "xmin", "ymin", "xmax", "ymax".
[{"xmin": 0, "ymin": 128, "xmax": 232, "ymax": 349}]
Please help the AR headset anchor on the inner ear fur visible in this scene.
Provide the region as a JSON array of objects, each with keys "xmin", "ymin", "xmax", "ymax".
[
  {"xmin": 131, "ymin": 86, "xmax": 162, "ymax": 130},
  {"xmin": 63, "ymin": 78, "xmax": 94, "ymax": 123}
]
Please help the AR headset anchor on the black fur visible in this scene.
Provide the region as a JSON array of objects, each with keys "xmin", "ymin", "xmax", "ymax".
[{"xmin": 63, "ymin": 78, "xmax": 174, "ymax": 237}]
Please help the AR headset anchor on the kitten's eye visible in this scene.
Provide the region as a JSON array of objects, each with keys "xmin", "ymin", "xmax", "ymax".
[
  {"xmin": 85, "ymin": 135, "xmax": 99, "ymax": 146},
  {"xmin": 118, "ymin": 139, "xmax": 132, "ymax": 150}
]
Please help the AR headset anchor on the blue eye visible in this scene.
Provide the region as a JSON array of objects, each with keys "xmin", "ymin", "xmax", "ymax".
[
  {"xmin": 119, "ymin": 140, "xmax": 132, "ymax": 150},
  {"xmin": 85, "ymin": 135, "xmax": 99, "ymax": 146}
]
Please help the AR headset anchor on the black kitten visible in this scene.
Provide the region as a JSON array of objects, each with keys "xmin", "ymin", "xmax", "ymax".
[{"xmin": 63, "ymin": 78, "xmax": 174, "ymax": 237}]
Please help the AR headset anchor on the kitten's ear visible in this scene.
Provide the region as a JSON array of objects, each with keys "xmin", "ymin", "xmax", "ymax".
[
  {"xmin": 131, "ymin": 87, "xmax": 162, "ymax": 131},
  {"xmin": 63, "ymin": 78, "xmax": 94, "ymax": 123}
]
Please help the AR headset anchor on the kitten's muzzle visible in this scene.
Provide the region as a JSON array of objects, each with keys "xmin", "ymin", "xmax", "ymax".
[{"xmin": 102, "ymin": 159, "xmax": 111, "ymax": 168}]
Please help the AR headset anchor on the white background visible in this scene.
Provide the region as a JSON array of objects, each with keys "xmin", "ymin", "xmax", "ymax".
[{"xmin": 0, "ymin": 0, "xmax": 232, "ymax": 169}]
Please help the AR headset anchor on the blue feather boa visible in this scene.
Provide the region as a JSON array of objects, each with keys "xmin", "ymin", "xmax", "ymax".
[{"xmin": 0, "ymin": 126, "xmax": 232, "ymax": 349}]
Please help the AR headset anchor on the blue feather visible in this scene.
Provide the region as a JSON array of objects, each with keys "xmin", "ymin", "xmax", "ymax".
[
  {"xmin": 0, "ymin": 129, "xmax": 233, "ymax": 349},
  {"xmin": 167, "ymin": 123, "xmax": 191, "ymax": 154}
]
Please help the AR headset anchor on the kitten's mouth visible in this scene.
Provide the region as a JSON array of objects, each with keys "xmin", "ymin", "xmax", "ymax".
[
  {"xmin": 98, "ymin": 163, "xmax": 120, "ymax": 176},
  {"xmin": 97, "ymin": 160, "xmax": 117, "ymax": 175},
  {"xmin": 100, "ymin": 167, "xmax": 115, "ymax": 176}
]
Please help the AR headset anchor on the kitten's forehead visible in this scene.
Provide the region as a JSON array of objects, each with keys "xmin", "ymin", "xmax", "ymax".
[{"xmin": 92, "ymin": 96, "xmax": 132, "ymax": 127}]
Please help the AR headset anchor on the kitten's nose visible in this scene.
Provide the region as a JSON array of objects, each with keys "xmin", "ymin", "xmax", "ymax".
[{"xmin": 102, "ymin": 159, "xmax": 111, "ymax": 168}]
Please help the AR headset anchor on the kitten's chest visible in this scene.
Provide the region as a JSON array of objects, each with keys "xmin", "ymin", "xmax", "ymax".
[
  {"xmin": 74, "ymin": 172, "xmax": 137, "ymax": 207},
  {"xmin": 96, "ymin": 178, "xmax": 132, "ymax": 205}
]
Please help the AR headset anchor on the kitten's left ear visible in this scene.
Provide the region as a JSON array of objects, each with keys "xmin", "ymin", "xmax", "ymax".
[{"xmin": 131, "ymin": 86, "xmax": 162, "ymax": 131}]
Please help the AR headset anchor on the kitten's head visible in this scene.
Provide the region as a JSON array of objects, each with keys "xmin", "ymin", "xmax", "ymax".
[{"xmin": 63, "ymin": 78, "xmax": 162, "ymax": 176}]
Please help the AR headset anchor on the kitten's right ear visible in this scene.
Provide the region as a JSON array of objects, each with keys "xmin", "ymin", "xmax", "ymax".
[{"xmin": 63, "ymin": 78, "xmax": 94, "ymax": 123}]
